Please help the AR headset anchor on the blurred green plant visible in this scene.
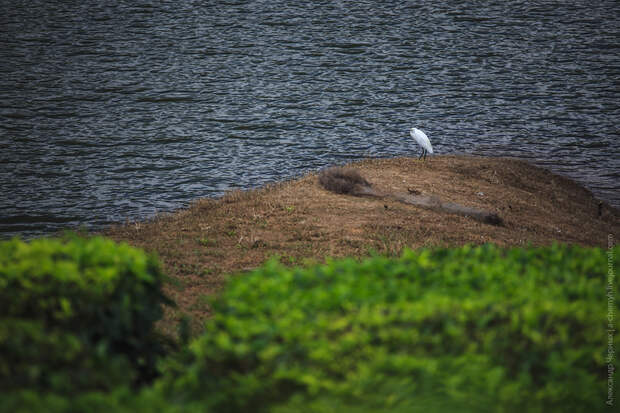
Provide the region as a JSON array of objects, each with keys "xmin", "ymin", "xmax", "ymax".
[
  {"xmin": 159, "ymin": 244, "xmax": 619, "ymax": 412},
  {"xmin": 0, "ymin": 235, "xmax": 173, "ymax": 394},
  {"xmin": 2, "ymin": 241, "xmax": 618, "ymax": 413}
]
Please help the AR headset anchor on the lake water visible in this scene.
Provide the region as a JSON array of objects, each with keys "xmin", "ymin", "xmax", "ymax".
[{"xmin": 1, "ymin": 0, "xmax": 619, "ymax": 238}]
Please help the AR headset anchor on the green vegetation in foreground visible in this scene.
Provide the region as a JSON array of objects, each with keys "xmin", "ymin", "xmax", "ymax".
[
  {"xmin": 0, "ymin": 235, "xmax": 173, "ymax": 394},
  {"xmin": 160, "ymin": 244, "xmax": 618, "ymax": 412},
  {"xmin": 1, "ymin": 237, "xmax": 618, "ymax": 412}
]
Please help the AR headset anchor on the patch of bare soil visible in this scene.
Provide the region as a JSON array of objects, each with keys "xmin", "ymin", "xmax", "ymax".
[{"xmin": 104, "ymin": 156, "xmax": 619, "ymax": 334}]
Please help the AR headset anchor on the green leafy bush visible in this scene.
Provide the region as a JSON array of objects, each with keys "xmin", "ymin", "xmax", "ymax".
[
  {"xmin": 0, "ymin": 387, "xmax": 189, "ymax": 413},
  {"xmin": 0, "ymin": 235, "xmax": 173, "ymax": 393},
  {"xmin": 159, "ymin": 244, "xmax": 619, "ymax": 412}
]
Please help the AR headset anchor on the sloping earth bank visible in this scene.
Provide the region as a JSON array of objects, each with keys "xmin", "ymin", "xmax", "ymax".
[{"xmin": 105, "ymin": 156, "xmax": 619, "ymax": 332}]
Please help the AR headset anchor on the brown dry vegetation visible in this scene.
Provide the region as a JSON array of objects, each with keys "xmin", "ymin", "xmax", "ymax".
[{"xmin": 105, "ymin": 155, "xmax": 619, "ymax": 334}]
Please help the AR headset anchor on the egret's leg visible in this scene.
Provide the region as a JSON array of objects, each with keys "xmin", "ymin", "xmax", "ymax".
[{"xmin": 418, "ymin": 150, "xmax": 424, "ymax": 160}]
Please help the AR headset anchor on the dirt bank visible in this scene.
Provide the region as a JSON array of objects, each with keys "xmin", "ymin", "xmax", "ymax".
[{"xmin": 105, "ymin": 155, "xmax": 619, "ymax": 331}]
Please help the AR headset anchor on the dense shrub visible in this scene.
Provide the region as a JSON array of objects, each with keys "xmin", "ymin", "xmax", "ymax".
[
  {"xmin": 159, "ymin": 244, "xmax": 619, "ymax": 412},
  {"xmin": 0, "ymin": 388, "xmax": 188, "ymax": 413},
  {"xmin": 0, "ymin": 235, "xmax": 173, "ymax": 393}
]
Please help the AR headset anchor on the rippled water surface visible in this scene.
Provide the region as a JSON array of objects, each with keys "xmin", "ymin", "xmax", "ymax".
[{"xmin": 1, "ymin": 0, "xmax": 619, "ymax": 237}]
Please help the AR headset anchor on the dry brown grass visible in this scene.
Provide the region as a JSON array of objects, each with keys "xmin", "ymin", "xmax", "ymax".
[{"xmin": 104, "ymin": 155, "xmax": 619, "ymax": 334}]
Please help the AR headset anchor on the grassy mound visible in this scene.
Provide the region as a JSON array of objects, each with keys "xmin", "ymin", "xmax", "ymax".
[{"xmin": 105, "ymin": 156, "xmax": 619, "ymax": 332}]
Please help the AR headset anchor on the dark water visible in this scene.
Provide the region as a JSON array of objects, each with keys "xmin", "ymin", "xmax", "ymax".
[{"xmin": 1, "ymin": 1, "xmax": 619, "ymax": 238}]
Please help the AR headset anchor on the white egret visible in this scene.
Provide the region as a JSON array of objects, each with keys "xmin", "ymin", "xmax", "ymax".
[{"xmin": 410, "ymin": 127, "xmax": 433, "ymax": 160}]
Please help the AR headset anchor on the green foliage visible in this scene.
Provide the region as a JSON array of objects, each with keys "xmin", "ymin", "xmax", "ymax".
[
  {"xmin": 0, "ymin": 235, "xmax": 173, "ymax": 393},
  {"xmin": 2, "ymin": 241, "xmax": 617, "ymax": 412},
  {"xmin": 159, "ymin": 244, "xmax": 619, "ymax": 412},
  {"xmin": 0, "ymin": 387, "xmax": 191, "ymax": 413}
]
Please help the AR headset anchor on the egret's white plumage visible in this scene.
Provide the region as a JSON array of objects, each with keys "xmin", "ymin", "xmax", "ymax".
[{"xmin": 410, "ymin": 127, "xmax": 433, "ymax": 160}]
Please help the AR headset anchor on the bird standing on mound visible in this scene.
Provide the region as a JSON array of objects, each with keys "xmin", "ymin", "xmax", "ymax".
[{"xmin": 410, "ymin": 127, "xmax": 433, "ymax": 160}]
